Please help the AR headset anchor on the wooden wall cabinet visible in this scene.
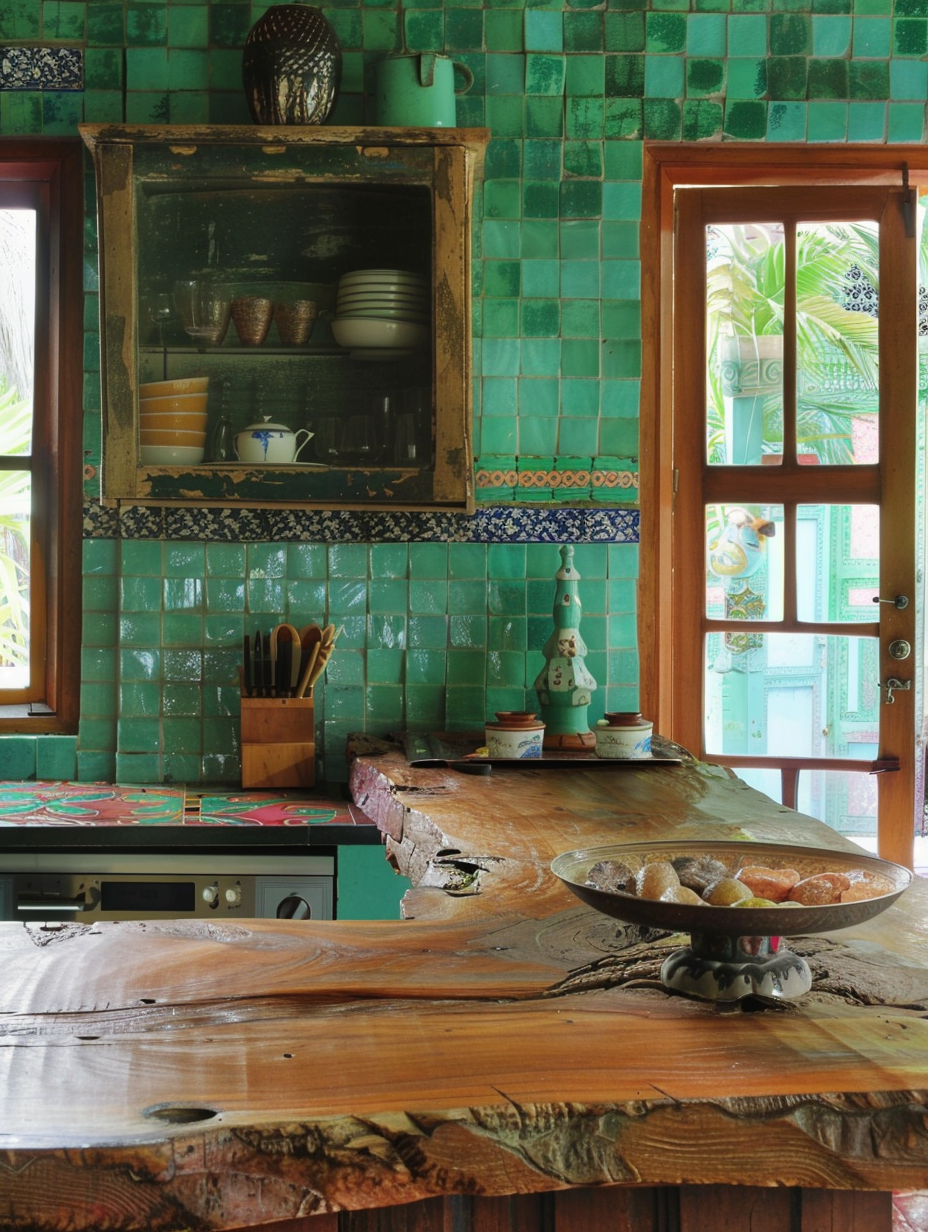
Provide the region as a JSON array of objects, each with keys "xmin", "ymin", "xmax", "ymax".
[{"xmin": 80, "ymin": 124, "xmax": 488, "ymax": 510}]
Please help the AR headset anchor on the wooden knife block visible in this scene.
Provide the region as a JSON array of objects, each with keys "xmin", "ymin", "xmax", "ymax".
[{"xmin": 240, "ymin": 694, "xmax": 315, "ymax": 789}]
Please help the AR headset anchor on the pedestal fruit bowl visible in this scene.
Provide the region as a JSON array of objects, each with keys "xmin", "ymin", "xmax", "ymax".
[{"xmin": 551, "ymin": 840, "xmax": 912, "ymax": 1003}]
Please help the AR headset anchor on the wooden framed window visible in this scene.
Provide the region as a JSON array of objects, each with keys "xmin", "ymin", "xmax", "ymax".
[
  {"xmin": 640, "ymin": 146, "xmax": 926, "ymax": 869},
  {"xmin": 0, "ymin": 140, "xmax": 83, "ymax": 731}
]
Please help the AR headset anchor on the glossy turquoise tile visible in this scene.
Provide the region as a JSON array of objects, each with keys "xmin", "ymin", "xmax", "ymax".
[
  {"xmin": 450, "ymin": 615, "xmax": 488, "ymax": 651},
  {"xmin": 890, "ymin": 60, "xmax": 928, "ymax": 100},
  {"xmin": 808, "ymin": 100, "xmax": 848, "ymax": 139},
  {"xmin": 566, "ymin": 55, "xmax": 605, "ymax": 97},
  {"xmin": 520, "ymin": 337, "xmax": 561, "ymax": 374},
  {"xmin": 560, "ymin": 378, "xmax": 600, "ymax": 415},
  {"xmin": 847, "ymin": 100, "xmax": 887, "ymax": 139},
  {"xmin": 525, "ymin": 9, "xmax": 563, "ymax": 50},
  {"xmin": 561, "ymin": 298, "xmax": 600, "ymax": 335},
  {"xmin": 522, "ymin": 259, "xmax": 559, "ymax": 297},
  {"xmin": 887, "ymin": 102, "xmax": 925, "ymax": 140},
  {"xmin": 646, "ymin": 54, "xmax": 685, "ymax": 96},
  {"xmin": 0, "ymin": 738, "xmax": 37, "ymax": 780}
]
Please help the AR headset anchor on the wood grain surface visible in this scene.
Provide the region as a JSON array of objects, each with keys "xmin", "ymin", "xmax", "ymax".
[{"xmin": 2, "ymin": 748, "xmax": 926, "ymax": 1231}]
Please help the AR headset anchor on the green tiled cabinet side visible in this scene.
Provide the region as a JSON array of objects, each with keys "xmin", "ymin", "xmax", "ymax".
[
  {"xmin": 337, "ymin": 845, "xmax": 411, "ymax": 921},
  {"xmin": 0, "ymin": 1, "xmax": 921, "ymax": 785}
]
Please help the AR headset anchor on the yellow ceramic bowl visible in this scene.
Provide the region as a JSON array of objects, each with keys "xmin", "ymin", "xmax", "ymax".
[
  {"xmin": 140, "ymin": 429, "xmax": 207, "ymax": 447},
  {"xmin": 139, "ymin": 392, "xmax": 208, "ymax": 416},
  {"xmin": 138, "ymin": 377, "xmax": 209, "ymax": 398},
  {"xmin": 139, "ymin": 411, "xmax": 207, "ymax": 431}
]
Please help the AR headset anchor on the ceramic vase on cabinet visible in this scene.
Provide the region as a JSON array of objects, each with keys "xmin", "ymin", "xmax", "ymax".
[{"xmin": 243, "ymin": 3, "xmax": 341, "ymax": 125}]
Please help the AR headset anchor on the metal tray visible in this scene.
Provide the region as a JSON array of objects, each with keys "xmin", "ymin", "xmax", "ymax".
[{"xmin": 404, "ymin": 731, "xmax": 687, "ymax": 771}]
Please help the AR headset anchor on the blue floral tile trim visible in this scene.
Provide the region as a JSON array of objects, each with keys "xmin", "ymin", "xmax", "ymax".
[
  {"xmin": 0, "ymin": 47, "xmax": 83, "ymax": 91},
  {"xmin": 83, "ymin": 501, "xmax": 640, "ymax": 544}
]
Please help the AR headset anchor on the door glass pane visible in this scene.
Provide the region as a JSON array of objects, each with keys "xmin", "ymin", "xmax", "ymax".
[
  {"xmin": 0, "ymin": 471, "xmax": 31, "ymax": 688},
  {"xmin": 705, "ymin": 633, "xmax": 878, "ymax": 758},
  {"xmin": 795, "ymin": 220, "xmax": 879, "ymax": 466},
  {"xmin": 735, "ymin": 766, "xmax": 877, "ymax": 846},
  {"xmin": 706, "ymin": 223, "xmax": 783, "ymax": 465},
  {"xmin": 706, "ymin": 503, "xmax": 783, "ymax": 621},
  {"xmin": 796, "ymin": 504, "xmax": 878, "ymax": 622}
]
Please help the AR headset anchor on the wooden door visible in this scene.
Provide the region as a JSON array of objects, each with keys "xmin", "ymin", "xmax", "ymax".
[{"xmin": 668, "ymin": 185, "xmax": 916, "ymax": 868}]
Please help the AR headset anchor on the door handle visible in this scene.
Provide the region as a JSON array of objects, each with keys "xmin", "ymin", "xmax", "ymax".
[
  {"xmin": 888, "ymin": 639, "xmax": 912, "ymax": 660},
  {"xmin": 873, "ymin": 594, "xmax": 909, "ymax": 610}
]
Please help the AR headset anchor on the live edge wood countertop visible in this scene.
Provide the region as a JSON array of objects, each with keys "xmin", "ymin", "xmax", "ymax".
[{"xmin": 3, "ymin": 745, "xmax": 928, "ymax": 1232}]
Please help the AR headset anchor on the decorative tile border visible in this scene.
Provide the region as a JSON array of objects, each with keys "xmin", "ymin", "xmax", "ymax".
[
  {"xmin": 476, "ymin": 467, "xmax": 638, "ymax": 495},
  {"xmin": 83, "ymin": 501, "xmax": 640, "ymax": 545},
  {"xmin": 0, "ymin": 47, "xmax": 83, "ymax": 91}
]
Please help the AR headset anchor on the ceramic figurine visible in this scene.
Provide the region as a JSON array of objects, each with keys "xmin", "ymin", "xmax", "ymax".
[
  {"xmin": 533, "ymin": 545, "xmax": 597, "ymax": 749},
  {"xmin": 708, "ymin": 506, "xmax": 775, "ymax": 579}
]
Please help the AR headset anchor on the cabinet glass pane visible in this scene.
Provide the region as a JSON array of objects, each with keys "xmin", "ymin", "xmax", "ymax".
[
  {"xmin": 795, "ymin": 220, "xmax": 879, "ymax": 467},
  {"xmin": 706, "ymin": 223, "xmax": 783, "ymax": 465},
  {"xmin": 796, "ymin": 504, "xmax": 878, "ymax": 622},
  {"xmin": 706, "ymin": 503, "xmax": 783, "ymax": 621},
  {"xmin": 135, "ymin": 173, "xmax": 434, "ymax": 471},
  {"xmin": 705, "ymin": 633, "xmax": 878, "ymax": 758}
]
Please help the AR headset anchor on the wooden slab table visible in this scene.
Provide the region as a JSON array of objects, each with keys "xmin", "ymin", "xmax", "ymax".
[{"xmin": 2, "ymin": 746, "xmax": 928, "ymax": 1232}]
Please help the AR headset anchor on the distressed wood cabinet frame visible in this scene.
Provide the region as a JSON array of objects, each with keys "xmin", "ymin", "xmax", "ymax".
[{"xmin": 80, "ymin": 124, "xmax": 488, "ymax": 511}]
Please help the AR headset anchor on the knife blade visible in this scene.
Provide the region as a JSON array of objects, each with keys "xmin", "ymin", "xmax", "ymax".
[
  {"xmin": 242, "ymin": 634, "xmax": 253, "ymax": 697},
  {"xmin": 253, "ymin": 630, "xmax": 264, "ymax": 697}
]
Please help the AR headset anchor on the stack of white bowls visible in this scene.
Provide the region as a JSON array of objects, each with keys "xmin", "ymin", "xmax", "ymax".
[
  {"xmin": 331, "ymin": 269, "xmax": 429, "ymax": 359},
  {"xmin": 138, "ymin": 377, "xmax": 209, "ymax": 464}
]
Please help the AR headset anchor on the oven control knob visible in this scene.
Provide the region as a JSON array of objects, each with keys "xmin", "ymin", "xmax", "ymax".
[
  {"xmin": 276, "ymin": 895, "xmax": 312, "ymax": 920},
  {"xmin": 201, "ymin": 884, "xmax": 219, "ymax": 907},
  {"xmin": 224, "ymin": 885, "xmax": 243, "ymax": 907}
]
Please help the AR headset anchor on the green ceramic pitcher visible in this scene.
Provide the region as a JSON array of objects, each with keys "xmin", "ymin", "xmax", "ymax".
[{"xmin": 373, "ymin": 52, "xmax": 474, "ymax": 127}]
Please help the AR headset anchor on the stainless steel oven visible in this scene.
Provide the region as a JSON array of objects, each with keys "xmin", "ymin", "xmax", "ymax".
[{"xmin": 0, "ymin": 850, "xmax": 334, "ymax": 922}]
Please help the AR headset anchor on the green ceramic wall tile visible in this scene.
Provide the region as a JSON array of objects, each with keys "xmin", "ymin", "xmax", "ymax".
[
  {"xmin": 808, "ymin": 99, "xmax": 848, "ymax": 138},
  {"xmin": 486, "ymin": 52, "xmax": 524, "ymax": 94},
  {"xmin": 525, "ymin": 53, "xmax": 565, "ymax": 95},
  {"xmin": 686, "ymin": 58, "xmax": 725, "ymax": 95},
  {"xmin": 566, "ymin": 96, "xmax": 605, "ymax": 140},
  {"xmin": 566, "ymin": 55, "xmax": 605, "ymax": 98},
  {"xmin": 646, "ymin": 54, "xmax": 685, "ymax": 97},
  {"xmin": 483, "ymin": 376, "xmax": 518, "ymax": 415},
  {"xmin": 126, "ymin": 2, "xmax": 167, "ymax": 45},
  {"xmin": 852, "ymin": 16, "xmax": 890, "ymax": 56},
  {"xmin": 724, "ymin": 97, "xmax": 767, "ymax": 136},
  {"xmin": 726, "ymin": 15, "xmax": 765, "ymax": 56},
  {"xmin": 561, "ymin": 298, "xmax": 600, "ymax": 336},
  {"xmin": 891, "ymin": 60, "xmax": 928, "ymax": 100},
  {"xmin": 767, "ymin": 56, "xmax": 808, "ymax": 99},
  {"xmin": 521, "ymin": 298, "xmax": 560, "ymax": 337},
  {"xmin": 770, "ymin": 12, "xmax": 811, "ymax": 53},
  {"xmin": 812, "ymin": 14, "xmax": 852, "ymax": 54},
  {"xmin": 518, "ymin": 415, "xmax": 558, "ymax": 453},
  {"xmin": 643, "ymin": 97, "xmax": 682, "ymax": 138},
  {"xmin": 0, "ymin": 95, "xmax": 43, "ymax": 135},
  {"xmin": 0, "ymin": 738, "xmax": 37, "ymax": 780},
  {"xmin": 85, "ymin": 47, "xmax": 123, "ymax": 89},
  {"xmin": 646, "ymin": 12, "xmax": 687, "ymax": 52},
  {"xmin": 168, "ymin": 4, "xmax": 207, "ymax": 46},
  {"xmin": 521, "ymin": 259, "xmax": 557, "ymax": 297},
  {"xmin": 770, "ymin": 104, "xmax": 809, "ymax": 139},
  {"xmin": 683, "ymin": 98, "xmax": 724, "ymax": 138},
  {"xmin": 894, "ymin": 17, "xmax": 928, "ymax": 55},
  {"xmin": 518, "ymin": 338, "xmax": 559, "ymax": 375},
  {"xmin": 404, "ymin": 9, "xmax": 444, "ymax": 50},
  {"xmin": 726, "ymin": 57, "xmax": 768, "ymax": 97},
  {"xmin": 483, "ymin": 337, "xmax": 521, "ymax": 374},
  {"xmin": 485, "ymin": 10, "xmax": 523, "ymax": 52},
  {"xmin": 561, "ymin": 339, "xmax": 600, "ymax": 377},
  {"xmin": 565, "ymin": 12, "xmax": 604, "ymax": 51},
  {"xmin": 560, "ymin": 378, "xmax": 599, "ymax": 415},
  {"xmin": 808, "ymin": 58, "xmax": 848, "ymax": 97},
  {"xmin": 446, "ymin": 8, "xmax": 483, "ymax": 48},
  {"xmin": 525, "ymin": 94, "xmax": 561, "ymax": 137},
  {"xmin": 602, "ymin": 339, "xmax": 642, "ymax": 378},
  {"xmin": 0, "ymin": 2, "xmax": 41, "ymax": 38},
  {"xmin": 602, "ymin": 221, "xmax": 640, "ymax": 257},
  {"xmin": 44, "ymin": 0, "xmax": 87, "ymax": 40},
  {"xmin": 605, "ymin": 54, "xmax": 645, "ymax": 96},
  {"xmin": 605, "ymin": 13, "xmax": 645, "ymax": 52},
  {"xmin": 888, "ymin": 101, "xmax": 925, "ymax": 140},
  {"xmin": 849, "ymin": 60, "xmax": 889, "ymax": 98},
  {"xmin": 525, "ymin": 9, "xmax": 563, "ymax": 50},
  {"xmin": 688, "ymin": 13, "xmax": 727, "ymax": 55}
]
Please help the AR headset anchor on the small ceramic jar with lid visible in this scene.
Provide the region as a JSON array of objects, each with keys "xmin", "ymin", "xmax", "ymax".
[
  {"xmin": 485, "ymin": 711, "xmax": 545, "ymax": 759},
  {"xmin": 594, "ymin": 712, "xmax": 653, "ymax": 760}
]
